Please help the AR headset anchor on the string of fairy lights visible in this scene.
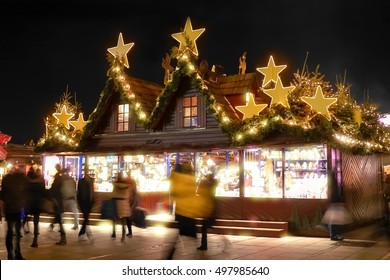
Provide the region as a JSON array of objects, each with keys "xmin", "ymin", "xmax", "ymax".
[{"xmin": 36, "ymin": 17, "xmax": 390, "ymax": 155}]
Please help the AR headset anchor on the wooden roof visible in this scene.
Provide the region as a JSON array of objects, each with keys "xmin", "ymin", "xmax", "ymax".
[
  {"xmin": 206, "ymin": 72, "xmax": 271, "ymax": 121},
  {"xmin": 127, "ymin": 76, "xmax": 164, "ymax": 115}
]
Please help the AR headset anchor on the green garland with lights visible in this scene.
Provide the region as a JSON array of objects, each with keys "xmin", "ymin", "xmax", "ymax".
[{"xmin": 75, "ymin": 52, "xmax": 390, "ymax": 156}]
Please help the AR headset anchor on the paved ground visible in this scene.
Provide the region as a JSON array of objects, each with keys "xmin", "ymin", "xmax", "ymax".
[{"xmin": 1, "ymin": 218, "xmax": 390, "ymax": 260}]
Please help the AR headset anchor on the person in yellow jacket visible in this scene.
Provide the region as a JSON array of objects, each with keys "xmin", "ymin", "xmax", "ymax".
[{"xmin": 169, "ymin": 163, "xmax": 198, "ymax": 237}]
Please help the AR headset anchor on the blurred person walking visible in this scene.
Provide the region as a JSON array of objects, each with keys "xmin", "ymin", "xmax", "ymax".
[
  {"xmin": 24, "ymin": 167, "xmax": 45, "ymax": 248},
  {"xmin": 1, "ymin": 165, "xmax": 29, "ymax": 259},
  {"xmin": 48, "ymin": 163, "xmax": 67, "ymax": 245},
  {"xmin": 322, "ymin": 168, "xmax": 352, "ymax": 241},
  {"xmin": 61, "ymin": 168, "xmax": 79, "ymax": 230},
  {"xmin": 125, "ymin": 175, "xmax": 138, "ymax": 237},
  {"xmin": 167, "ymin": 163, "xmax": 198, "ymax": 259},
  {"xmin": 77, "ymin": 172, "xmax": 95, "ymax": 242},
  {"xmin": 111, "ymin": 171, "xmax": 133, "ymax": 242},
  {"xmin": 196, "ymin": 168, "xmax": 218, "ymax": 250}
]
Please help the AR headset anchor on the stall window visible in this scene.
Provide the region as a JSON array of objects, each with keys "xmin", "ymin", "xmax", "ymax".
[
  {"xmin": 243, "ymin": 145, "xmax": 328, "ymax": 199},
  {"xmin": 196, "ymin": 151, "xmax": 240, "ymax": 197},
  {"xmin": 87, "ymin": 156, "xmax": 119, "ymax": 192},
  {"xmin": 244, "ymin": 148, "xmax": 283, "ymax": 198},
  {"xmin": 183, "ymin": 96, "xmax": 198, "ymax": 127},
  {"xmin": 117, "ymin": 104, "xmax": 129, "ymax": 132},
  {"xmin": 284, "ymin": 145, "xmax": 328, "ymax": 198},
  {"xmin": 122, "ymin": 154, "xmax": 170, "ymax": 192}
]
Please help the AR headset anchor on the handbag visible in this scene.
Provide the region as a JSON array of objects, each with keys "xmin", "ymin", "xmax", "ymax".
[
  {"xmin": 100, "ymin": 199, "xmax": 117, "ymax": 220},
  {"xmin": 132, "ymin": 207, "xmax": 147, "ymax": 228}
]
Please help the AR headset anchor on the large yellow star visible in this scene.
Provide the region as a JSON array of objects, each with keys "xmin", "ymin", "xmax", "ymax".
[
  {"xmin": 301, "ymin": 86, "xmax": 338, "ymax": 121},
  {"xmin": 53, "ymin": 105, "xmax": 74, "ymax": 129},
  {"xmin": 107, "ymin": 32, "xmax": 134, "ymax": 68},
  {"xmin": 235, "ymin": 93, "xmax": 268, "ymax": 120},
  {"xmin": 257, "ymin": 55, "xmax": 287, "ymax": 87},
  {"xmin": 263, "ymin": 76, "xmax": 295, "ymax": 108},
  {"xmin": 171, "ymin": 17, "xmax": 205, "ymax": 57},
  {"xmin": 69, "ymin": 113, "xmax": 88, "ymax": 131}
]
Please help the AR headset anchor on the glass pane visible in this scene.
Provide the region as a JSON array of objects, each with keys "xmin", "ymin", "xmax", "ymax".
[
  {"xmin": 118, "ymin": 123, "xmax": 123, "ymax": 131},
  {"xmin": 284, "ymin": 145, "xmax": 327, "ymax": 199},
  {"xmin": 192, "ymin": 117, "xmax": 198, "ymax": 126},
  {"xmin": 192, "ymin": 96, "xmax": 197, "ymax": 106},
  {"xmin": 124, "ymin": 123, "xmax": 129, "ymax": 131},
  {"xmin": 192, "ymin": 107, "xmax": 197, "ymax": 115},
  {"xmin": 196, "ymin": 151, "xmax": 240, "ymax": 197},
  {"xmin": 183, "ymin": 97, "xmax": 191, "ymax": 107},
  {"xmin": 124, "ymin": 104, "xmax": 129, "ymax": 113},
  {"xmin": 183, "ymin": 118, "xmax": 191, "ymax": 127},
  {"xmin": 124, "ymin": 112, "xmax": 129, "ymax": 122},
  {"xmin": 184, "ymin": 108, "xmax": 191, "ymax": 117},
  {"xmin": 118, "ymin": 114, "xmax": 123, "ymax": 123},
  {"xmin": 118, "ymin": 105, "xmax": 124, "ymax": 113},
  {"xmin": 244, "ymin": 148, "xmax": 283, "ymax": 198}
]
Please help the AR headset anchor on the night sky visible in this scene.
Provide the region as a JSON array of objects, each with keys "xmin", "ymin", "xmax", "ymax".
[{"xmin": 1, "ymin": 0, "xmax": 389, "ymax": 144}]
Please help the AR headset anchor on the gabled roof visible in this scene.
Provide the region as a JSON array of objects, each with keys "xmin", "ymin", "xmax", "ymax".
[
  {"xmin": 127, "ymin": 76, "xmax": 164, "ymax": 115},
  {"xmin": 79, "ymin": 75, "xmax": 163, "ymax": 148}
]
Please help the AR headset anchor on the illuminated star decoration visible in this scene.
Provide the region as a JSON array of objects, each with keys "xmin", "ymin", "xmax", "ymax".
[
  {"xmin": 53, "ymin": 105, "xmax": 74, "ymax": 129},
  {"xmin": 263, "ymin": 76, "xmax": 295, "ymax": 108},
  {"xmin": 257, "ymin": 55, "xmax": 287, "ymax": 87},
  {"xmin": 235, "ymin": 93, "xmax": 268, "ymax": 120},
  {"xmin": 353, "ymin": 106, "xmax": 362, "ymax": 125},
  {"xmin": 69, "ymin": 113, "xmax": 88, "ymax": 131},
  {"xmin": 301, "ymin": 86, "xmax": 338, "ymax": 121},
  {"xmin": 171, "ymin": 17, "xmax": 205, "ymax": 57},
  {"xmin": 107, "ymin": 32, "xmax": 134, "ymax": 68}
]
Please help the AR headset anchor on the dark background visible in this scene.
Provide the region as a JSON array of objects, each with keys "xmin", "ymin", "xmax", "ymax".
[{"xmin": 1, "ymin": 0, "xmax": 389, "ymax": 144}]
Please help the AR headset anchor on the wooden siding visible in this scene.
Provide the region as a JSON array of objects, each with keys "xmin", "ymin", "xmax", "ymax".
[
  {"xmin": 88, "ymin": 128, "xmax": 230, "ymax": 153},
  {"xmin": 342, "ymin": 153, "xmax": 383, "ymax": 224}
]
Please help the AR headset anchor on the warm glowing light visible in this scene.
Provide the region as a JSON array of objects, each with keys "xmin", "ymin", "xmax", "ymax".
[
  {"xmin": 256, "ymin": 55, "xmax": 287, "ymax": 87},
  {"xmin": 263, "ymin": 76, "xmax": 295, "ymax": 108},
  {"xmin": 235, "ymin": 93, "xmax": 267, "ymax": 120},
  {"xmin": 171, "ymin": 17, "xmax": 205, "ymax": 57},
  {"xmin": 69, "ymin": 113, "xmax": 88, "ymax": 131},
  {"xmin": 53, "ymin": 105, "xmax": 74, "ymax": 129},
  {"xmin": 301, "ymin": 86, "xmax": 337, "ymax": 121},
  {"xmin": 107, "ymin": 32, "xmax": 134, "ymax": 68}
]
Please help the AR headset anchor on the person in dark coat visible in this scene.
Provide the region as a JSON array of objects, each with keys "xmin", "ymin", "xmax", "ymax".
[
  {"xmin": 77, "ymin": 173, "xmax": 95, "ymax": 241},
  {"xmin": 196, "ymin": 169, "xmax": 218, "ymax": 250},
  {"xmin": 1, "ymin": 165, "xmax": 29, "ymax": 259},
  {"xmin": 24, "ymin": 167, "xmax": 45, "ymax": 248},
  {"xmin": 48, "ymin": 163, "xmax": 67, "ymax": 245}
]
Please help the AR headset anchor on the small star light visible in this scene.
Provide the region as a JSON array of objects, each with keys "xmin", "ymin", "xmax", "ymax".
[
  {"xmin": 171, "ymin": 17, "xmax": 205, "ymax": 57},
  {"xmin": 53, "ymin": 105, "xmax": 74, "ymax": 129},
  {"xmin": 235, "ymin": 93, "xmax": 268, "ymax": 120},
  {"xmin": 263, "ymin": 76, "xmax": 295, "ymax": 108},
  {"xmin": 257, "ymin": 55, "xmax": 287, "ymax": 87},
  {"xmin": 70, "ymin": 113, "xmax": 88, "ymax": 131},
  {"xmin": 107, "ymin": 32, "xmax": 134, "ymax": 68},
  {"xmin": 301, "ymin": 86, "xmax": 338, "ymax": 121}
]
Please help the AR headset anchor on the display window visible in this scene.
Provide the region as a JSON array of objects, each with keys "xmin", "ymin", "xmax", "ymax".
[
  {"xmin": 284, "ymin": 146, "xmax": 328, "ymax": 198},
  {"xmin": 87, "ymin": 155, "xmax": 119, "ymax": 192},
  {"xmin": 243, "ymin": 145, "xmax": 328, "ymax": 199},
  {"xmin": 244, "ymin": 148, "xmax": 283, "ymax": 198},
  {"xmin": 196, "ymin": 151, "xmax": 240, "ymax": 197},
  {"xmin": 122, "ymin": 154, "xmax": 170, "ymax": 192}
]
